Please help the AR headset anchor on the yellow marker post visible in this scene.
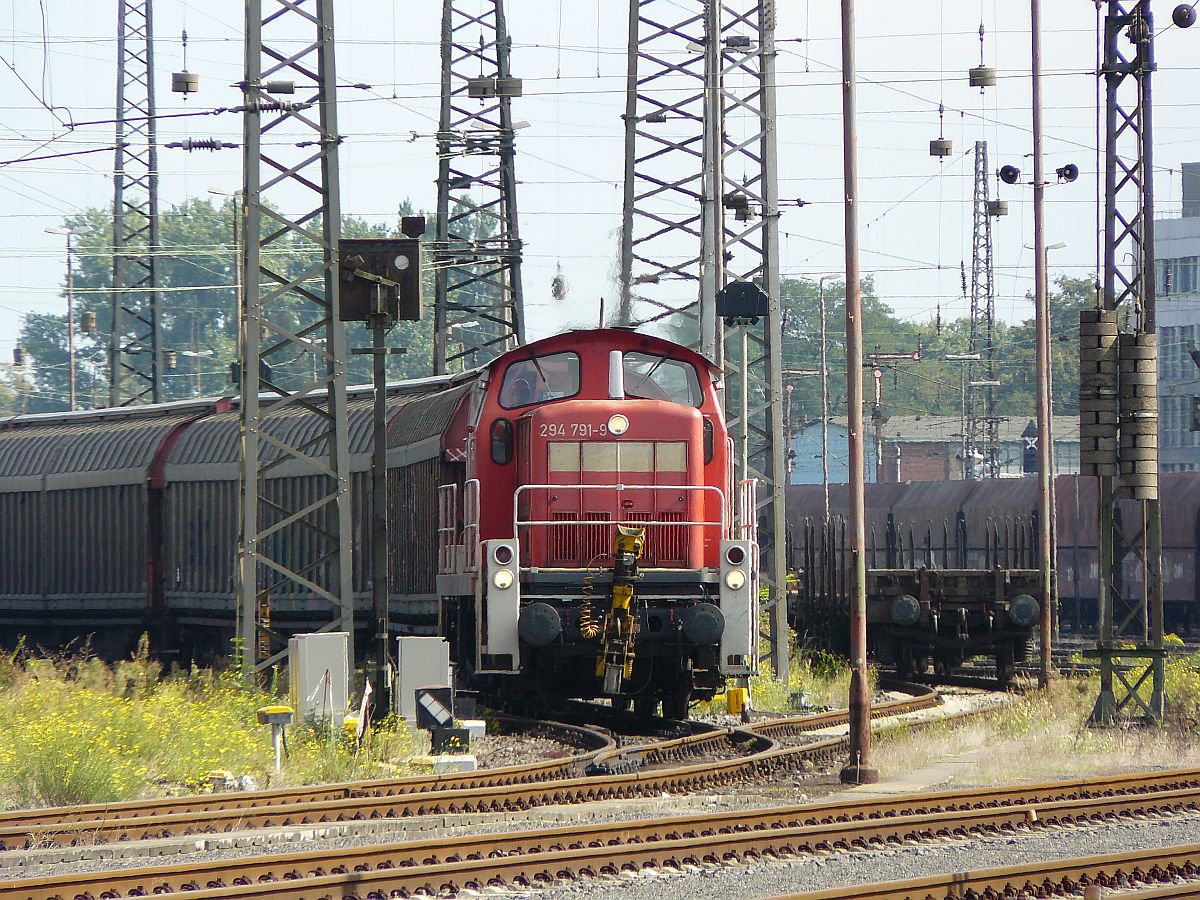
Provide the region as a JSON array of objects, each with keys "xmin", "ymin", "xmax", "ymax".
[
  {"xmin": 257, "ymin": 705, "xmax": 294, "ymax": 777},
  {"xmin": 726, "ymin": 688, "xmax": 749, "ymax": 716}
]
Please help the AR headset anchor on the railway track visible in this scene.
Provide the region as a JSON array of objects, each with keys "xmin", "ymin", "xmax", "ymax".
[
  {"xmin": 777, "ymin": 841, "xmax": 1200, "ymax": 899},
  {"xmin": 8, "ymin": 766, "xmax": 1200, "ymax": 898},
  {"xmin": 0, "ymin": 683, "xmax": 942, "ymax": 850}
]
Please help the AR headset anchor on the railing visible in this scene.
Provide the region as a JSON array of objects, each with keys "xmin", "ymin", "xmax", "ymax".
[
  {"xmin": 436, "ymin": 483, "xmax": 458, "ymax": 574},
  {"xmin": 437, "ymin": 478, "xmax": 481, "ymax": 575},
  {"xmin": 736, "ymin": 477, "xmax": 758, "ymax": 544},
  {"xmin": 513, "ymin": 483, "xmax": 726, "ymax": 566},
  {"xmin": 463, "ymin": 478, "xmax": 480, "ymax": 570}
]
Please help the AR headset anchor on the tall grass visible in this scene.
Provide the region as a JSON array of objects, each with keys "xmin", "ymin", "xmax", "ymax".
[
  {"xmin": 873, "ymin": 654, "xmax": 1200, "ymax": 785},
  {"xmin": 0, "ymin": 638, "xmax": 418, "ymax": 810}
]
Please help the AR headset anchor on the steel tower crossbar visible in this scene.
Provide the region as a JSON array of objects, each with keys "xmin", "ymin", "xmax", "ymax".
[
  {"xmin": 967, "ymin": 141, "xmax": 999, "ymax": 478},
  {"xmin": 110, "ymin": 0, "xmax": 162, "ymax": 406},
  {"xmin": 236, "ymin": 0, "xmax": 354, "ymax": 672},
  {"xmin": 433, "ymin": 0, "xmax": 524, "ymax": 374},
  {"xmin": 1087, "ymin": 0, "xmax": 1164, "ymax": 723},
  {"xmin": 716, "ymin": 0, "xmax": 788, "ymax": 679}
]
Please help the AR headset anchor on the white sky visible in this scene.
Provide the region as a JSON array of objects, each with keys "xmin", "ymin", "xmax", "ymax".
[{"xmin": 1, "ymin": 1, "xmax": 1198, "ymax": 356}]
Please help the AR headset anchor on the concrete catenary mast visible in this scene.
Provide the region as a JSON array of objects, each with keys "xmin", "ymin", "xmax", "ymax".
[
  {"xmin": 433, "ymin": 0, "xmax": 524, "ymax": 373},
  {"xmin": 235, "ymin": 0, "xmax": 355, "ymax": 672},
  {"xmin": 110, "ymin": 0, "xmax": 163, "ymax": 406}
]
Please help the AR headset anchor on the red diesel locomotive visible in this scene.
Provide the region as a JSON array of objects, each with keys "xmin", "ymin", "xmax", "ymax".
[
  {"xmin": 436, "ymin": 328, "xmax": 758, "ymax": 717},
  {"xmin": 0, "ymin": 328, "xmax": 756, "ymax": 717}
]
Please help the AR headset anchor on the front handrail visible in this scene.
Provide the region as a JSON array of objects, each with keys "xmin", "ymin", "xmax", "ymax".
[
  {"xmin": 463, "ymin": 478, "xmax": 480, "ymax": 570},
  {"xmin": 512, "ymin": 483, "xmax": 726, "ymax": 540},
  {"xmin": 436, "ymin": 483, "xmax": 458, "ymax": 574},
  {"xmin": 736, "ymin": 477, "xmax": 758, "ymax": 544}
]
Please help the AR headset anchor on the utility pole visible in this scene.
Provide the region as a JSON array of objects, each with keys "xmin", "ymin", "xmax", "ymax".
[
  {"xmin": 47, "ymin": 225, "xmax": 94, "ymax": 411},
  {"xmin": 967, "ymin": 140, "xmax": 1000, "ymax": 479},
  {"xmin": 1031, "ymin": 0, "xmax": 1055, "ymax": 690},
  {"xmin": 839, "ymin": 0, "xmax": 878, "ymax": 785},
  {"xmin": 236, "ymin": 0, "xmax": 355, "ymax": 674},
  {"xmin": 354, "ymin": 302, "xmax": 404, "ymax": 716},
  {"xmin": 110, "ymin": 0, "xmax": 162, "ymax": 406},
  {"xmin": 433, "ymin": 0, "xmax": 524, "ymax": 374},
  {"xmin": 1084, "ymin": 0, "xmax": 1165, "ymax": 723},
  {"xmin": 818, "ymin": 276, "xmax": 833, "ymax": 520}
]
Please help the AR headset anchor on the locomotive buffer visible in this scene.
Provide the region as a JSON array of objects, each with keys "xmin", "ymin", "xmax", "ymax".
[{"xmin": 596, "ymin": 525, "xmax": 646, "ymax": 696}]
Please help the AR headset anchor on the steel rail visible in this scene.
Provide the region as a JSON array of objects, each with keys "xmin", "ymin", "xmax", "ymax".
[
  {"xmin": 0, "ymin": 718, "xmax": 616, "ymax": 832},
  {"xmin": 778, "ymin": 842, "xmax": 1200, "ymax": 899},
  {"xmin": 13, "ymin": 779, "xmax": 1200, "ymax": 899},
  {"xmin": 0, "ymin": 686, "xmax": 940, "ymax": 850}
]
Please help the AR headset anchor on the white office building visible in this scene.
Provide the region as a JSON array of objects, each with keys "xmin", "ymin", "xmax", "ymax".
[{"xmin": 1154, "ymin": 162, "xmax": 1200, "ymax": 472}]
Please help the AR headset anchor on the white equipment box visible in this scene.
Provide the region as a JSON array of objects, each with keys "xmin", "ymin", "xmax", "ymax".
[
  {"xmin": 396, "ymin": 636, "xmax": 452, "ymax": 726},
  {"xmin": 288, "ymin": 632, "xmax": 349, "ymax": 722}
]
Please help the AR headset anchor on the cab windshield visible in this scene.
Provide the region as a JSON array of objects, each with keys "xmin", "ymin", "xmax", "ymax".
[
  {"xmin": 623, "ymin": 352, "xmax": 703, "ymax": 407},
  {"xmin": 498, "ymin": 352, "xmax": 581, "ymax": 409}
]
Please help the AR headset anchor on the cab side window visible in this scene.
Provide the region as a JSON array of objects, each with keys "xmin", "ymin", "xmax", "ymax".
[{"xmin": 498, "ymin": 352, "xmax": 581, "ymax": 409}]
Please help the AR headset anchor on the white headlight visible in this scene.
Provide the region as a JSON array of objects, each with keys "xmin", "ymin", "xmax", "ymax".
[
  {"xmin": 607, "ymin": 414, "xmax": 629, "ymax": 435},
  {"xmin": 725, "ymin": 569, "xmax": 746, "ymax": 591},
  {"xmin": 493, "ymin": 568, "xmax": 515, "ymax": 590}
]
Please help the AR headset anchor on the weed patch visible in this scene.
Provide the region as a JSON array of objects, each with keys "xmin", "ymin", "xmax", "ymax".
[{"xmin": 0, "ymin": 641, "xmax": 418, "ymax": 809}]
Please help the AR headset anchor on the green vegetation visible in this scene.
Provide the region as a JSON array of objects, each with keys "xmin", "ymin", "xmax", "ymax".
[
  {"xmin": 0, "ymin": 640, "xmax": 417, "ymax": 810},
  {"xmin": 18, "ymin": 196, "xmax": 1093, "ymax": 420},
  {"xmin": 9, "ymin": 200, "xmax": 438, "ymax": 413},
  {"xmin": 774, "ymin": 274, "xmax": 1092, "ymax": 422}
]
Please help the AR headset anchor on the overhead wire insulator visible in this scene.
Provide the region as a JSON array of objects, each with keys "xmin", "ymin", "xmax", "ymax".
[
  {"xmin": 969, "ymin": 23, "xmax": 996, "ymax": 89},
  {"xmin": 930, "ymin": 103, "xmax": 952, "ymax": 158},
  {"xmin": 166, "ymin": 138, "xmax": 237, "ymax": 152},
  {"xmin": 172, "ymin": 30, "xmax": 199, "ymax": 97}
]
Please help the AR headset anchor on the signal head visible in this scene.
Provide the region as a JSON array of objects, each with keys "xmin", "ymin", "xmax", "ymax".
[
  {"xmin": 999, "ymin": 164, "xmax": 1021, "ymax": 185},
  {"xmin": 1174, "ymin": 4, "xmax": 1196, "ymax": 28}
]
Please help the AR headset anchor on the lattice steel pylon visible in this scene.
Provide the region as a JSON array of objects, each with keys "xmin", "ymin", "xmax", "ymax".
[
  {"xmin": 236, "ymin": 0, "xmax": 354, "ymax": 673},
  {"xmin": 433, "ymin": 0, "xmax": 524, "ymax": 374},
  {"xmin": 620, "ymin": 1, "xmax": 787, "ymax": 678},
  {"xmin": 110, "ymin": 0, "xmax": 162, "ymax": 406},
  {"xmin": 717, "ymin": 0, "xmax": 787, "ymax": 680},
  {"xmin": 1083, "ymin": 0, "xmax": 1164, "ymax": 723},
  {"xmin": 617, "ymin": 0, "xmax": 716, "ymax": 350},
  {"xmin": 966, "ymin": 140, "xmax": 999, "ymax": 478}
]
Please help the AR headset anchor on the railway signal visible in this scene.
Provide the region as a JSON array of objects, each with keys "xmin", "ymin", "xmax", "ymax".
[{"xmin": 344, "ymin": 220, "xmax": 426, "ymax": 718}]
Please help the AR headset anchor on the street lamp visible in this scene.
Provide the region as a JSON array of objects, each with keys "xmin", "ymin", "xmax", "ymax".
[
  {"xmin": 45, "ymin": 225, "xmax": 95, "ymax": 411},
  {"xmin": 816, "ymin": 274, "xmax": 837, "ymax": 521},
  {"xmin": 209, "ymin": 188, "xmax": 242, "ymax": 392}
]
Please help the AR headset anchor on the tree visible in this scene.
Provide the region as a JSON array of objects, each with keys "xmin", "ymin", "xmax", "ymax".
[{"xmin": 7, "ymin": 199, "xmax": 438, "ymax": 413}]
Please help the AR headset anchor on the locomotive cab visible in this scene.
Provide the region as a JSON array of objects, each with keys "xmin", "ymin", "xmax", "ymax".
[{"xmin": 436, "ymin": 329, "xmax": 757, "ymax": 717}]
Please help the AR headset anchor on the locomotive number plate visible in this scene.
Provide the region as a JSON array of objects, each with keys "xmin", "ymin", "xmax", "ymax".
[{"xmin": 539, "ymin": 422, "xmax": 608, "ymax": 437}]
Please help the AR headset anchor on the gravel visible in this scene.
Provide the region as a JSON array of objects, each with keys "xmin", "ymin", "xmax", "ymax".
[
  {"xmin": 472, "ymin": 730, "xmax": 582, "ymax": 768},
  {"xmin": 532, "ymin": 810, "xmax": 1200, "ymax": 899}
]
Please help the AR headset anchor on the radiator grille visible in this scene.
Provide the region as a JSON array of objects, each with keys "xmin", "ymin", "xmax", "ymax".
[
  {"xmin": 549, "ymin": 511, "xmax": 611, "ymax": 567},
  {"xmin": 629, "ymin": 511, "xmax": 688, "ymax": 567}
]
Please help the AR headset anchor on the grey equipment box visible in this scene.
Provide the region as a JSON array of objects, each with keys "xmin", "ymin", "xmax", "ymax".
[
  {"xmin": 288, "ymin": 632, "xmax": 349, "ymax": 723},
  {"xmin": 396, "ymin": 637, "xmax": 452, "ymax": 726}
]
